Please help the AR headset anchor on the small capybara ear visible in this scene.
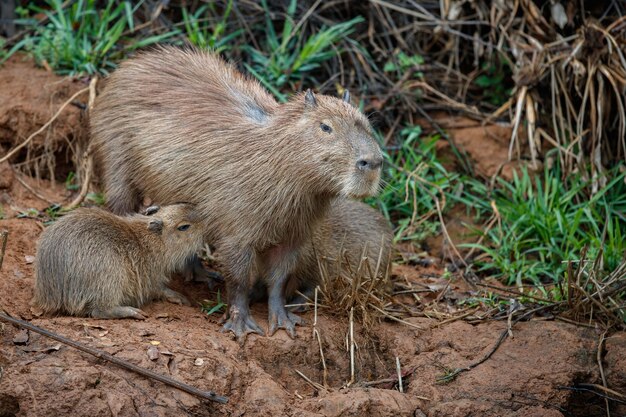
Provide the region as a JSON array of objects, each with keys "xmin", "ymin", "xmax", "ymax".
[
  {"xmin": 148, "ymin": 219, "xmax": 163, "ymax": 234},
  {"xmin": 144, "ymin": 205, "xmax": 160, "ymax": 216},
  {"xmin": 342, "ymin": 89, "xmax": 351, "ymax": 104},
  {"xmin": 304, "ymin": 89, "xmax": 317, "ymax": 108}
]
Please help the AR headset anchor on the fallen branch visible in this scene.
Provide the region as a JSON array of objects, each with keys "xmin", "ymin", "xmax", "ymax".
[
  {"xmin": 0, "ymin": 312, "xmax": 228, "ymax": 404},
  {"xmin": 0, "ymin": 230, "xmax": 7, "ymax": 271}
]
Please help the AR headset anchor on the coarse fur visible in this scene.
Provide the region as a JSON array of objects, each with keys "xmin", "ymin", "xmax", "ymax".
[
  {"xmin": 90, "ymin": 46, "xmax": 383, "ymax": 338},
  {"xmin": 33, "ymin": 204, "xmax": 204, "ymax": 319},
  {"xmin": 251, "ymin": 199, "xmax": 393, "ymax": 305},
  {"xmin": 286, "ymin": 198, "xmax": 393, "ymax": 300}
]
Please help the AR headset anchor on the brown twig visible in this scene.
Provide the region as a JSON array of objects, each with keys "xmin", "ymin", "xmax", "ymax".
[
  {"xmin": 0, "ymin": 313, "xmax": 228, "ymax": 404},
  {"xmin": 0, "ymin": 230, "xmax": 8, "ymax": 271},
  {"xmin": 436, "ymin": 304, "xmax": 554, "ymax": 383},
  {"xmin": 0, "ymin": 87, "xmax": 89, "ymax": 164},
  {"xmin": 63, "ymin": 77, "xmax": 98, "ymax": 211}
]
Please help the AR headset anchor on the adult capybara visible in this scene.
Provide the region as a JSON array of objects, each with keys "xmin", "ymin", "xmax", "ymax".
[
  {"xmin": 90, "ymin": 46, "xmax": 383, "ymax": 339},
  {"xmin": 33, "ymin": 204, "xmax": 203, "ymax": 319}
]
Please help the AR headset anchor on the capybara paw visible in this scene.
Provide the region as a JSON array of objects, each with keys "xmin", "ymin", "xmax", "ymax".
[
  {"xmin": 221, "ymin": 312, "xmax": 265, "ymax": 342},
  {"xmin": 92, "ymin": 306, "xmax": 148, "ymax": 320},
  {"xmin": 268, "ymin": 308, "xmax": 303, "ymax": 338},
  {"xmin": 162, "ymin": 288, "xmax": 191, "ymax": 306}
]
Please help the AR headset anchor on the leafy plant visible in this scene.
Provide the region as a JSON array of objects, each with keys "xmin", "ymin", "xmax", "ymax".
[
  {"xmin": 474, "ymin": 58, "xmax": 512, "ymax": 106},
  {"xmin": 383, "ymin": 51, "xmax": 424, "ymax": 78},
  {"xmin": 181, "ymin": 1, "xmax": 241, "ymax": 52},
  {"xmin": 64, "ymin": 171, "xmax": 79, "ymax": 191},
  {"xmin": 86, "ymin": 192, "xmax": 106, "ymax": 206},
  {"xmin": 375, "ymin": 125, "xmax": 460, "ymax": 243},
  {"xmin": 460, "ymin": 163, "xmax": 626, "ymax": 289},
  {"xmin": 244, "ymin": 0, "xmax": 363, "ymax": 101},
  {"xmin": 200, "ymin": 290, "xmax": 226, "ymax": 316},
  {"xmin": 12, "ymin": 0, "xmax": 178, "ymax": 75}
]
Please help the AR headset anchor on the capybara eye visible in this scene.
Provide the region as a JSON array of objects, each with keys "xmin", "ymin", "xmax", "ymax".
[
  {"xmin": 177, "ymin": 224, "xmax": 191, "ymax": 231},
  {"xmin": 320, "ymin": 123, "xmax": 332, "ymax": 134}
]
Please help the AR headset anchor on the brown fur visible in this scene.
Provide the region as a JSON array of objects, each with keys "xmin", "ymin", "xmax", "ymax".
[
  {"xmin": 33, "ymin": 204, "xmax": 203, "ymax": 319},
  {"xmin": 90, "ymin": 46, "xmax": 383, "ymax": 337},
  {"xmin": 286, "ymin": 198, "xmax": 393, "ymax": 299}
]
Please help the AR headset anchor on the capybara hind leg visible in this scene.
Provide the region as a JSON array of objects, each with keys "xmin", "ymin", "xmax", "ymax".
[
  {"xmin": 91, "ymin": 306, "xmax": 147, "ymax": 320},
  {"xmin": 161, "ymin": 287, "xmax": 190, "ymax": 306}
]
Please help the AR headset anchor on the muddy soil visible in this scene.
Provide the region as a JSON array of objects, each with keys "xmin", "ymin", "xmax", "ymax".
[{"xmin": 0, "ymin": 56, "xmax": 624, "ymax": 417}]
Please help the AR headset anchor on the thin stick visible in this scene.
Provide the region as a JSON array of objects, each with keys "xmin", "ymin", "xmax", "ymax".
[
  {"xmin": 13, "ymin": 173, "xmax": 56, "ymax": 205},
  {"xmin": 597, "ymin": 331, "xmax": 610, "ymax": 417},
  {"xmin": 0, "ymin": 230, "xmax": 8, "ymax": 271},
  {"xmin": 0, "ymin": 87, "xmax": 89, "ymax": 164},
  {"xmin": 349, "ymin": 307, "xmax": 355, "ymax": 386},
  {"xmin": 0, "ymin": 313, "xmax": 228, "ymax": 404},
  {"xmin": 64, "ymin": 77, "xmax": 98, "ymax": 210},
  {"xmin": 369, "ymin": 304, "xmax": 424, "ymax": 330},
  {"xmin": 294, "ymin": 370, "xmax": 326, "ymax": 392},
  {"xmin": 312, "ymin": 286, "xmax": 328, "ymax": 387},
  {"xmin": 395, "ymin": 357, "xmax": 403, "ymax": 393}
]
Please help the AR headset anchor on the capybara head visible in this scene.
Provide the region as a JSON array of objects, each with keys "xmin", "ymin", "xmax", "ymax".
[
  {"xmin": 286, "ymin": 90, "xmax": 383, "ymax": 199},
  {"xmin": 144, "ymin": 203, "xmax": 204, "ymax": 263}
]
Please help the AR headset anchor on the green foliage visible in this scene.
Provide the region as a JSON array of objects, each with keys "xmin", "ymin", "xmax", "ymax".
[
  {"xmin": 181, "ymin": 1, "xmax": 241, "ymax": 52},
  {"xmin": 375, "ymin": 125, "xmax": 459, "ymax": 243},
  {"xmin": 0, "ymin": 204, "xmax": 4, "ymax": 220},
  {"xmin": 383, "ymin": 51, "xmax": 424, "ymax": 78},
  {"xmin": 243, "ymin": 0, "xmax": 363, "ymax": 101},
  {"xmin": 460, "ymin": 163, "xmax": 626, "ymax": 289},
  {"xmin": 200, "ymin": 290, "xmax": 226, "ymax": 316},
  {"xmin": 474, "ymin": 58, "xmax": 512, "ymax": 106},
  {"xmin": 11, "ymin": 0, "xmax": 178, "ymax": 75},
  {"xmin": 64, "ymin": 171, "xmax": 79, "ymax": 191},
  {"xmin": 86, "ymin": 192, "xmax": 106, "ymax": 206}
]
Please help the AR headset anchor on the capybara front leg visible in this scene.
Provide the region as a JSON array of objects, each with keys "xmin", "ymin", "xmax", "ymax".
[
  {"xmin": 91, "ymin": 306, "xmax": 147, "ymax": 320},
  {"xmin": 220, "ymin": 245, "xmax": 265, "ymax": 342}
]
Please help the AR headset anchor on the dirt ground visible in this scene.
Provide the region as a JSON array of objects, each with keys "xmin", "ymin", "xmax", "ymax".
[{"xmin": 0, "ymin": 56, "xmax": 624, "ymax": 417}]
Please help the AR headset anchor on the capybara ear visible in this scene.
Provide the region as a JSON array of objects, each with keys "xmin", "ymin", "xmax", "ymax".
[
  {"xmin": 148, "ymin": 219, "xmax": 163, "ymax": 234},
  {"xmin": 342, "ymin": 89, "xmax": 351, "ymax": 104},
  {"xmin": 304, "ymin": 89, "xmax": 317, "ymax": 108},
  {"xmin": 144, "ymin": 205, "xmax": 160, "ymax": 216}
]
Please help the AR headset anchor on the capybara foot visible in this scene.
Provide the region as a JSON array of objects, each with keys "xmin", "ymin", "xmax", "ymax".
[
  {"xmin": 221, "ymin": 305, "xmax": 265, "ymax": 342},
  {"xmin": 162, "ymin": 287, "xmax": 191, "ymax": 306},
  {"xmin": 91, "ymin": 306, "xmax": 147, "ymax": 320},
  {"xmin": 268, "ymin": 302, "xmax": 303, "ymax": 338},
  {"xmin": 183, "ymin": 256, "xmax": 224, "ymax": 289}
]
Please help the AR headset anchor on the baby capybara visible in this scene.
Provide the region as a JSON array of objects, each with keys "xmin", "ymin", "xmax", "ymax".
[{"xmin": 33, "ymin": 204, "xmax": 203, "ymax": 319}]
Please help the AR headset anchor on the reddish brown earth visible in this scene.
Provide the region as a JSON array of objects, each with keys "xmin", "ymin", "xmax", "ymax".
[{"xmin": 0, "ymin": 56, "xmax": 624, "ymax": 417}]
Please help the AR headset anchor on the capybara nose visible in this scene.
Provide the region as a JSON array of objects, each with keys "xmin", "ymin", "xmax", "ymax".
[{"xmin": 356, "ymin": 157, "xmax": 383, "ymax": 171}]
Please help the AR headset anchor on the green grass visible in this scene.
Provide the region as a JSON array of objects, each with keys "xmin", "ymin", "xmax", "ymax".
[
  {"xmin": 243, "ymin": 0, "xmax": 363, "ymax": 101},
  {"xmin": 6, "ymin": 0, "xmax": 178, "ymax": 75},
  {"xmin": 375, "ymin": 125, "xmax": 460, "ymax": 243},
  {"xmin": 457, "ymin": 161, "xmax": 626, "ymax": 289},
  {"xmin": 181, "ymin": 1, "xmax": 241, "ymax": 52}
]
